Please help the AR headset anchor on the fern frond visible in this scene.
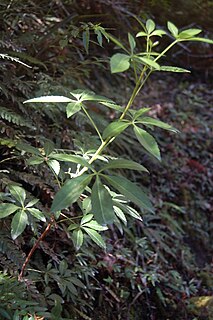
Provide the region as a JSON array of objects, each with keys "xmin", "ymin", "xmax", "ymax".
[
  {"xmin": 0, "ymin": 106, "xmax": 31, "ymax": 127},
  {"xmin": 0, "ymin": 53, "xmax": 32, "ymax": 68}
]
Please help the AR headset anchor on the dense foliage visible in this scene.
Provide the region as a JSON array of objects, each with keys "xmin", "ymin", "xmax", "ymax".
[{"xmin": 0, "ymin": 1, "xmax": 212, "ymax": 319}]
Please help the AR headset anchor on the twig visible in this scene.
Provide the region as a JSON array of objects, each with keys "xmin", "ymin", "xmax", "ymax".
[{"xmin": 18, "ymin": 215, "xmax": 55, "ymax": 280}]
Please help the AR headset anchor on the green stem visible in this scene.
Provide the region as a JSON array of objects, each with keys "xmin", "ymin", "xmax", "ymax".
[
  {"xmin": 82, "ymin": 105, "xmax": 103, "ymax": 141},
  {"xmin": 78, "ymin": 40, "xmax": 179, "ymax": 175},
  {"xmin": 154, "ymin": 39, "xmax": 178, "ymax": 62}
]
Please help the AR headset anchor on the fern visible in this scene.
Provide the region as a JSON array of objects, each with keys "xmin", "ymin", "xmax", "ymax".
[
  {"xmin": 0, "ymin": 53, "xmax": 32, "ymax": 68},
  {"xmin": 0, "ymin": 231, "xmax": 25, "ymax": 271},
  {"xmin": 0, "ymin": 106, "xmax": 32, "ymax": 127}
]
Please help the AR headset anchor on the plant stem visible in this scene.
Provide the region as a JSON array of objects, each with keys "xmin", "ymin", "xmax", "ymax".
[{"xmin": 82, "ymin": 105, "xmax": 103, "ymax": 141}]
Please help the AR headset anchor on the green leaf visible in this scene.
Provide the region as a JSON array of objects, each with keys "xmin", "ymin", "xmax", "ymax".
[
  {"xmin": 26, "ymin": 156, "xmax": 42, "ymax": 167},
  {"xmin": 101, "ymin": 32, "xmax": 127, "ymax": 52},
  {"xmin": 104, "ymin": 175, "xmax": 154, "ymax": 212},
  {"xmin": 99, "ymin": 101, "xmax": 123, "ymax": 112},
  {"xmin": 132, "ymin": 107, "xmax": 151, "ymax": 120},
  {"xmin": 72, "ymin": 229, "xmax": 84, "ymax": 250},
  {"xmin": 9, "ymin": 185, "xmax": 26, "ymax": 206},
  {"xmin": 44, "ymin": 141, "xmax": 55, "ymax": 156},
  {"xmin": 91, "ymin": 176, "xmax": 115, "ymax": 224},
  {"xmin": 50, "ymin": 153, "xmax": 93, "ymax": 170},
  {"xmin": 82, "ymin": 197, "xmax": 92, "ymax": 214},
  {"xmin": 102, "ymin": 121, "xmax": 130, "ymax": 139},
  {"xmin": 167, "ymin": 21, "xmax": 178, "ymax": 37},
  {"xmin": 146, "ymin": 19, "xmax": 155, "ymax": 34},
  {"xmin": 16, "ymin": 142, "xmax": 41, "ymax": 156},
  {"xmin": 51, "ymin": 174, "xmax": 92, "ymax": 213},
  {"xmin": 136, "ymin": 116, "xmax": 179, "ymax": 133},
  {"xmin": 27, "ymin": 156, "xmax": 44, "ymax": 165},
  {"xmin": 24, "ymin": 96, "xmax": 72, "ymax": 104},
  {"xmin": 160, "ymin": 66, "xmax": 190, "ymax": 73},
  {"xmin": 181, "ymin": 37, "xmax": 213, "ymax": 44},
  {"xmin": 178, "ymin": 28, "xmax": 202, "ymax": 39},
  {"xmin": 110, "ymin": 53, "xmax": 130, "ymax": 73},
  {"xmin": 0, "ymin": 203, "xmax": 19, "ymax": 218},
  {"xmin": 25, "ymin": 198, "xmax": 39, "ymax": 208},
  {"xmin": 82, "ymin": 28, "xmax": 90, "ymax": 54},
  {"xmin": 47, "ymin": 159, "xmax": 60, "ymax": 175},
  {"xmin": 81, "ymin": 213, "xmax": 93, "ymax": 225},
  {"xmin": 134, "ymin": 126, "xmax": 161, "ymax": 160},
  {"xmin": 128, "ymin": 33, "xmax": 136, "ymax": 53},
  {"xmin": 83, "ymin": 227, "xmax": 106, "ymax": 249},
  {"xmin": 150, "ymin": 30, "xmax": 167, "ymax": 37},
  {"xmin": 139, "ymin": 57, "xmax": 160, "ymax": 70},
  {"xmin": 136, "ymin": 31, "xmax": 147, "ymax": 37},
  {"xmin": 113, "ymin": 206, "xmax": 127, "ymax": 225},
  {"xmin": 27, "ymin": 208, "xmax": 46, "ymax": 222},
  {"xmin": 11, "ymin": 210, "xmax": 28, "ymax": 239},
  {"xmin": 99, "ymin": 158, "xmax": 148, "ymax": 173},
  {"xmin": 83, "ymin": 220, "xmax": 108, "ymax": 231},
  {"xmin": 66, "ymin": 101, "xmax": 82, "ymax": 118}
]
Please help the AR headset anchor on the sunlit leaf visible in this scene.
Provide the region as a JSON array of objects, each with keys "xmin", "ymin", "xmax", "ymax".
[
  {"xmin": 81, "ymin": 213, "xmax": 93, "ymax": 225},
  {"xmin": 27, "ymin": 156, "xmax": 44, "ymax": 165},
  {"xmin": 178, "ymin": 28, "xmax": 202, "ymax": 39},
  {"xmin": 102, "ymin": 121, "xmax": 130, "ymax": 139},
  {"xmin": 24, "ymin": 96, "xmax": 72, "ymax": 104},
  {"xmin": 151, "ymin": 30, "xmax": 167, "ymax": 37},
  {"xmin": 139, "ymin": 57, "xmax": 160, "ymax": 70},
  {"xmin": 128, "ymin": 33, "xmax": 136, "ymax": 53},
  {"xmin": 83, "ymin": 227, "xmax": 106, "ymax": 249},
  {"xmin": 83, "ymin": 220, "xmax": 108, "ymax": 231},
  {"xmin": 9, "ymin": 185, "xmax": 26, "ymax": 206},
  {"xmin": 160, "ymin": 66, "xmax": 190, "ymax": 73},
  {"xmin": 136, "ymin": 31, "xmax": 147, "ymax": 37},
  {"xmin": 72, "ymin": 229, "xmax": 84, "ymax": 250},
  {"xmin": 47, "ymin": 159, "xmax": 60, "ymax": 175},
  {"xmin": 134, "ymin": 126, "xmax": 161, "ymax": 160},
  {"xmin": 136, "ymin": 116, "xmax": 179, "ymax": 133},
  {"xmin": 11, "ymin": 210, "xmax": 28, "ymax": 239},
  {"xmin": 146, "ymin": 19, "xmax": 155, "ymax": 34},
  {"xmin": 66, "ymin": 101, "xmax": 82, "ymax": 118},
  {"xmin": 50, "ymin": 153, "xmax": 93, "ymax": 170},
  {"xmin": 51, "ymin": 174, "xmax": 92, "ymax": 213},
  {"xmin": 167, "ymin": 21, "xmax": 178, "ymax": 37},
  {"xmin": 91, "ymin": 176, "xmax": 115, "ymax": 224},
  {"xmin": 110, "ymin": 53, "xmax": 130, "ymax": 73},
  {"xmin": 27, "ymin": 208, "xmax": 46, "ymax": 222},
  {"xmin": 0, "ymin": 203, "xmax": 19, "ymax": 218}
]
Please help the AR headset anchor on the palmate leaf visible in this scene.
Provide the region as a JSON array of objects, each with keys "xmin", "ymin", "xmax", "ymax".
[
  {"xmin": 134, "ymin": 125, "xmax": 161, "ymax": 160},
  {"xmin": 91, "ymin": 176, "xmax": 115, "ymax": 224},
  {"xmin": 104, "ymin": 175, "xmax": 154, "ymax": 212},
  {"xmin": 0, "ymin": 203, "xmax": 19, "ymax": 218},
  {"xmin": 51, "ymin": 174, "xmax": 92, "ymax": 214},
  {"xmin": 11, "ymin": 210, "xmax": 28, "ymax": 240}
]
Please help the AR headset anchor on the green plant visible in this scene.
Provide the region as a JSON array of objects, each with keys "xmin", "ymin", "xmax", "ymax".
[
  {"xmin": 1, "ymin": 18, "xmax": 212, "ymax": 263},
  {"xmin": 0, "ymin": 16, "xmax": 212, "ymax": 319}
]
